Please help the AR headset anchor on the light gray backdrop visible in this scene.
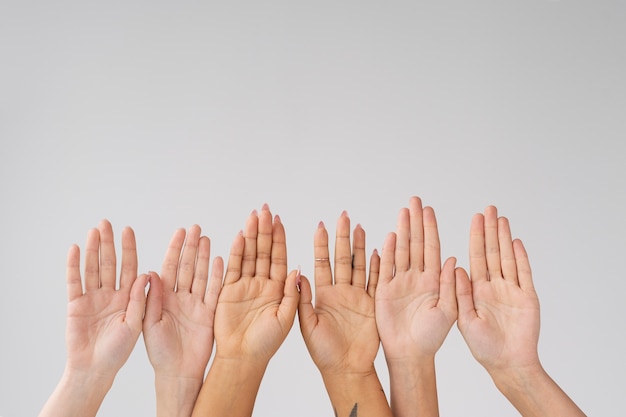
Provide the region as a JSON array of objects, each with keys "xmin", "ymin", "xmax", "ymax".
[{"xmin": 1, "ymin": 1, "xmax": 624, "ymax": 416}]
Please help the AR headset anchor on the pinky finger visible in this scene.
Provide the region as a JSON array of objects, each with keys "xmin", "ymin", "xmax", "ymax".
[
  {"xmin": 513, "ymin": 239, "xmax": 535, "ymax": 292},
  {"xmin": 66, "ymin": 244, "xmax": 83, "ymax": 302}
]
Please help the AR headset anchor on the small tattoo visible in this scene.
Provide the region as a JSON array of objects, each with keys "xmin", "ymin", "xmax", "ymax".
[{"xmin": 333, "ymin": 403, "xmax": 358, "ymax": 417}]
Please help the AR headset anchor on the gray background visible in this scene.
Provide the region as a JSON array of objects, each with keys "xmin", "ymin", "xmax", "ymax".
[{"xmin": 1, "ymin": 1, "xmax": 624, "ymax": 416}]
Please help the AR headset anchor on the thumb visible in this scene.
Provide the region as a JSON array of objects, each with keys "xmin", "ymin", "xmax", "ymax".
[
  {"xmin": 125, "ymin": 273, "xmax": 150, "ymax": 332},
  {"xmin": 455, "ymin": 267, "xmax": 477, "ymax": 327},
  {"xmin": 438, "ymin": 257, "xmax": 458, "ymax": 317},
  {"xmin": 277, "ymin": 267, "xmax": 301, "ymax": 330},
  {"xmin": 297, "ymin": 274, "xmax": 317, "ymax": 339},
  {"xmin": 143, "ymin": 271, "xmax": 163, "ymax": 329}
]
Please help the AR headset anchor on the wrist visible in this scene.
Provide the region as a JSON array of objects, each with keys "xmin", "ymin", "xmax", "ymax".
[
  {"xmin": 208, "ymin": 355, "xmax": 268, "ymax": 386},
  {"xmin": 39, "ymin": 368, "xmax": 114, "ymax": 417},
  {"xmin": 322, "ymin": 368, "xmax": 392, "ymax": 417},
  {"xmin": 488, "ymin": 362, "xmax": 548, "ymax": 397},
  {"xmin": 155, "ymin": 375, "xmax": 203, "ymax": 417},
  {"xmin": 385, "ymin": 353, "xmax": 435, "ymax": 371},
  {"xmin": 61, "ymin": 366, "xmax": 115, "ymax": 395},
  {"xmin": 191, "ymin": 356, "xmax": 268, "ymax": 415},
  {"xmin": 321, "ymin": 366, "xmax": 379, "ymax": 387}
]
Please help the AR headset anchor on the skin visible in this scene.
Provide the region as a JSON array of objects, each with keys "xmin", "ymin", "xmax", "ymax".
[
  {"xmin": 39, "ymin": 220, "xmax": 148, "ymax": 417},
  {"xmin": 375, "ymin": 196, "xmax": 457, "ymax": 417},
  {"xmin": 143, "ymin": 225, "xmax": 223, "ymax": 417},
  {"xmin": 191, "ymin": 204, "xmax": 300, "ymax": 417},
  {"xmin": 298, "ymin": 211, "xmax": 393, "ymax": 417},
  {"xmin": 455, "ymin": 206, "xmax": 586, "ymax": 417}
]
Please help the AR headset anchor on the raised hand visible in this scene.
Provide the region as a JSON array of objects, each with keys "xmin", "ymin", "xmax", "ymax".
[
  {"xmin": 455, "ymin": 206, "xmax": 586, "ymax": 417},
  {"xmin": 298, "ymin": 211, "xmax": 391, "ymax": 417},
  {"xmin": 455, "ymin": 206, "xmax": 540, "ymax": 373},
  {"xmin": 39, "ymin": 220, "xmax": 148, "ymax": 417},
  {"xmin": 143, "ymin": 225, "xmax": 223, "ymax": 417},
  {"xmin": 375, "ymin": 196, "xmax": 456, "ymax": 417},
  {"xmin": 192, "ymin": 204, "xmax": 300, "ymax": 417},
  {"xmin": 377, "ymin": 196, "xmax": 457, "ymax": 361}
]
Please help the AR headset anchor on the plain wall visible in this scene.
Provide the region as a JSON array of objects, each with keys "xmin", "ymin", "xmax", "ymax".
[{"xmin": 1, "ymin": 1, "xmax": 624, "ymax": 416}]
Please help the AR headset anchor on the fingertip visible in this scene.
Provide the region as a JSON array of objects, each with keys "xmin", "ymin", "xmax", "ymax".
[
  {"xmin": 455, "ymin": 266, "xmax": 469, "ymax": 281},
  {"xmin": 484, "ymin": 205, "xmax": 498, "ymax": 217},
  {"xmin": 297, "ymin": 274, "xmax": 312, "ymax": 303},
  {"xmin": 444, "ymin": 256, "xmax": 457, "ymax": 268},
  {"xmin": 68, "ymin": 243, "xmax": 80, "ymax": 256},
  {"xmin": 213, "ymin": 255, "xmax": 225, "ymax": 268}
]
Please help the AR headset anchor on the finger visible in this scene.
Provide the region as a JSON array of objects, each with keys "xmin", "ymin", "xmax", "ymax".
[
  {"xmin": 119, "ymin": 227, "xmax": 138, "ymax": 291},
  {"xmin": 334, "ymin": 211, "xmax": 352, "ymax": 285},
  {"xmin": 513, "ymin": 239, "xmax": 535, "ymax": 292},
  {"xmin": 423, "ymin": 206, "xmax": 442, "ymax": 275},
  {"xmin": 469, "ymin": 213, "xmax": 489, "ymax": 283},
  {"xmin": 144, "ymin": 271, "xmax": 163, "ymax": 327},
  {"xmin": 270, "ymin": 214, "xmax": 288, "ymax": 282},
  {"xmin": 177, "ymin": 225, "xmax": 202, "ymax": 293},
  {"xmin": 484, "ymin": 206, "xmax": 503, "ymax": 280},
  {"xmin": 191, "ymin": 235, "xmax": 211, "ymax": 297},
  {"xmin": 224, "ymin": 231, "xmax": 245, "ymax": 285},
  {"xmin": 438, "ymin": 257, "xmax": 457, "ymax": 316},
  {"xmin": 98, "ymin": 220, "xmax": 117, "ymax": 290},
  {"xmin": 455, "ymin": 267, "xmax": 478, "ymax": 325},
  {"xmin": 241, "ymin": 209, "xmax": 259, "ymax": 278},
  {"xmin": 351, "ymin": 224, "xmax": 367, "ymax": 289},
  {"xmin": 378, "ymin": 232, "xmax": 396, "ymax": 286},
  {"xmin": 498, "ymin": 217, "xmax": 518, "ymax": 285},
  {"xmin": 66, "ymin": 244, "xmax": 83, "ymax": 301},
  {"xmin": 161, "ymin": 228, "xmax": 186, "ymax": 291},
  {"xmin": 277, "ymin": 268, "xmax": 301, "ymax": 332},
  {"xmin": 297, "ymin": 275, "xmax": 317, "ymax": 340},
  {"xmin": 408, "ymin": 196, "xmax": 424, "ymax": 271},
  {"xmin": 125, "ymin": 273, "xmax": 150, "ymax": 332},
  {"xmin": 204, "ymin": 256, "xmax": 224, "ymax": 309},
  {"xmin": 367, "ymin": 249, "xmax": 380, "ymax": 298},
  {"xmin": 314, "ymin": 221, "xmax": 332, "ymax": 287},
  {"xmin": 255, "ymin": 204, "xmax": 273, "ymax": 279},
  {"xmin": 395, "ymin": 207, "xmax": 410, "ymax": 272},
  {"xmin": 84, "ymin": 227, "xmax": 101, "ymax": 291}
]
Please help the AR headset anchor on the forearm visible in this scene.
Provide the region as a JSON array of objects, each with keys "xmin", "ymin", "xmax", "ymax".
[
  {"xmin": 155, "ymin": 375, "xmax": 203, "ymax": 417},
  {"xmin": 39, "ymin": 368, "xmax": 114, "ymax": 417},
  {"xmin": 490, "ymin": 364, "xmax": 586, "ymax": 417},
  {"xmin": 387, "ymin": 356, "xmax": 439, "ymax": 417},
  {"xmin": 321, "ymin": 368, "xmax": 392, "ymax": 417},
  {"xmin": 191, "ymin": 357, "xmax": 267, "ymax": 417}
]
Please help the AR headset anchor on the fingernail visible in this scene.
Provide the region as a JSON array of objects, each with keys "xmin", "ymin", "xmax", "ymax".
[
  {"xmin": 262, "ymin": 203, "xmax": 270, "ymax": 210},
  {"xmin": 296, "ymin": 265, "xmax": 302, "ymax": 291},
  {"xmin": 318, "ymin": 220, "xmax": 325, "ymax": 229},
  {"xmin": 274, "ymin": 214, "xmax": 281, "ymax": 223}
]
